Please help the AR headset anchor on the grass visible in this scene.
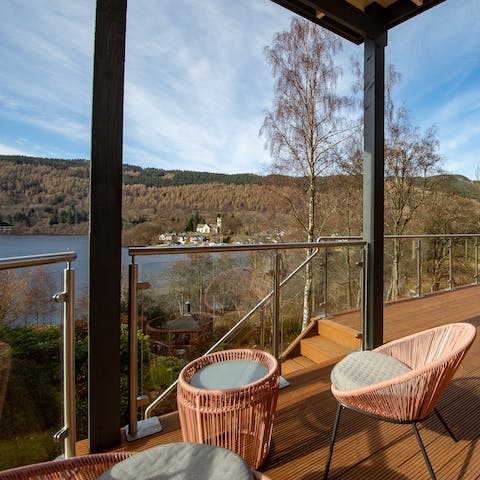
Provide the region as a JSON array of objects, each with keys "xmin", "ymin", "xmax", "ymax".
[{"xmin": 0, "ymin": 430, "xmax": 62, "ymax": 471}]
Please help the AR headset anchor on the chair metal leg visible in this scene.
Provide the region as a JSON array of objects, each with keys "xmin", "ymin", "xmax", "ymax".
[
  {"xmin": 324, "ymin": 403, "xmax": 343, "ymax": 480},
  {"xmin": 433, "ymin": 408, "xmax": 457, "ymax": 442},
  {"xmin": 412, "ymin": 423, "xmax": 436, "ymax": 480}
]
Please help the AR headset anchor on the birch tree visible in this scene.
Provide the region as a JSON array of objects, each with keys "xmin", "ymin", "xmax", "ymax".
[
  {"xmin": 261, "ymin": 18, "xmax": 350, "ymax": 329},
  {"xmin": 384, "ymin": 66, "xmax": 441, "ymax": 300}
]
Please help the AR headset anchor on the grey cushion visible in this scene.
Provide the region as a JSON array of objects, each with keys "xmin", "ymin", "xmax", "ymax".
[
  {"xmin": 331, "ymin": 351, "xmax": 411, "ymax": 391},
  {"xmin": 97, "ymin": 442, "xmax": 253, "ymax": 480}
]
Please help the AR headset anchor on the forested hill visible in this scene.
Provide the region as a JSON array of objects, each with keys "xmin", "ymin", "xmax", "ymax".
[
  {"xmin": 1, "ymin": 154, "xmax": 479, "ymax": 244},
  {"xmin": 0, "ymin": 155, "xmax": 299, "ymax": 240},
  {"xmin": 2, "ymin": 154, "xmax": 478, "ymax": 193},
  {"xmin": 0, "ymin": 155, "xmax": 276, "ymax": 187}
]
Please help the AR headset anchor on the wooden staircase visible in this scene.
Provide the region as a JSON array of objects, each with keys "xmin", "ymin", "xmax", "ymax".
[{"xmin": 281, "ymin": 319, "xmax": 361, "ymax": 375}]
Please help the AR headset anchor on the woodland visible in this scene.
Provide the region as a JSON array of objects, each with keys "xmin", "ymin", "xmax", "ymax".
[{"xmin": 1, "ymin": 154, "xmax": 480, "ymax": 247}]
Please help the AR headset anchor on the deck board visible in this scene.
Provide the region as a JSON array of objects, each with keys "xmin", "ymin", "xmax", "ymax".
[{"xmin": 77, "ymin": 285, "xmax": 480, "ymax": 479}]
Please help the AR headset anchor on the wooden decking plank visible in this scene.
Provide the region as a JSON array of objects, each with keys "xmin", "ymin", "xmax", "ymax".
[{"xmin": 75, "ymin": 285, "xmax": 480, "ymax": 479}]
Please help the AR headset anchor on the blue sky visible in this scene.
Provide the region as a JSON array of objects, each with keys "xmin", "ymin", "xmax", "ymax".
[{"xmin": 0, "ymin": 0, "xmax": 479, "ymax": 178}]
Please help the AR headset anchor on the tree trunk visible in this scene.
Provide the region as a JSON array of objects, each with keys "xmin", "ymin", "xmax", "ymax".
[
  {"xmin": 387, "ymin": 237, "xmax": 401, "ymax": 300},
  {"xmin": 302, "ymin": 254, "xmax": 314, "ymax": 330},
  {"xmin": 302, "ymin": 180, "xmax": 315, "ymax": 330}
]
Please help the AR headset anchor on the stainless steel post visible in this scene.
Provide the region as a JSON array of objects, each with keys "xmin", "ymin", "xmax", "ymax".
[
  {"xmin": 448, "ymin": 238, "xmax": 454, "ymax": 291},
  {"xmin": 361, "ymin": 247, "xmax": 367, "ymax": 351},
  {"xmin": 323, "ymin": 249, "xmax": 328, "ymax": 318},
  {"xmin": 272, "ymin": 252, "xmax": 281, "ymax": 358},
  {"xmin": 128, "ymin": 263, "xmax": 138, "ymax": 436},
  {"xmin": 53, "ymin": 263, "xmax": 76, "ymax": 458},
  {"xmin": 416, "ymin": 239, "xmax": 422, "ymax": 298},
  {"xmin": 475, "ymin": 238, "xmax": 479, "ymax": 285},
  {"xmin": 63, "ymin": 264, "xmax": 75, "ymax": 458}
]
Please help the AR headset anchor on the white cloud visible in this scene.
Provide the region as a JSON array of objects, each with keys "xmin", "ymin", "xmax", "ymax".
[
  {"xmin": 0, "ymin": 0, "xmax": 479, "ymax": 178},
  {"xmin": 0, "ymin": 143, "xmax": 30, "ymax": 156}
]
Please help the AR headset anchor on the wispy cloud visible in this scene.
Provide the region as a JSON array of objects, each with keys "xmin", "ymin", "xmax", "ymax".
[
  {"xmin": 122, "ymin": 0, "xmax": 292, "ymax": 173},
  {"xmin": 0, "ymin": 0, "xmax": 94, "ymax": 157},
  {"xmin": 0, "ymin": 143, "xmax": 30, "ymax": 156},
  {"xmin": 0, "ymin": 0, "xmax": 479, "ymax": 177}
]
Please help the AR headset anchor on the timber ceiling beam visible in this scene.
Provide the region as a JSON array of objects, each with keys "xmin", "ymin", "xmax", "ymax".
[
  {"xmin": 302, "ymin": 0, "xmax": 385, "ymax": 38},
  {"xmin": 385, "ymin": 0, "xmax": 447, "ymax": 30},
  {"xmin": 272, "ymin": 0, "xmax": 446, "ymax": 44}
]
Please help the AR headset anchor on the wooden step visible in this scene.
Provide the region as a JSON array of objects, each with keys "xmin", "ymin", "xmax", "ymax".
[
  {"xmin": 282, "ymin": 355, "xmax": 316, "ymax": 373},
  {"xmin": 317, "ymin": 318, "xmax": 361, "ymax": 350},
  {"xmin": 300, "ymin": 336, "xmax": 350, "ymax": 363}
]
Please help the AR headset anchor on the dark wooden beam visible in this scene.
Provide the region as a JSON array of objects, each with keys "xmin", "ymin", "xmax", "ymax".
[
  {"xmin": 363, "ymin": 31, "xmax": 386, "ymax": 349},
  {"xmin": 271, "ymin": 0, "xmax": 446, "ymax": 44},
  {"xmin": 89, "ymin": 0, "xmax": 127, "ymax": 452},
  {"xmin": 302, "ymin": 0, "xmax": 382, "ymax": 37},
  {"xmin": 386, "ymin": 0, "xmax": 447, "ymax": 30},
  {"xmin": 270, "ymin": 0, "xmax": 365, "ymax": 44}
]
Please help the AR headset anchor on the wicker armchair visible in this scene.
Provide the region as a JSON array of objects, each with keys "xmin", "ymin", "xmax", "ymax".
[
  {"xmin": 324, "ymin": 322, "xmax": 477, "ymax": 480},
  {"xmin": 0, "ymin": 453, "xmax": 132, "ymax": 479}
]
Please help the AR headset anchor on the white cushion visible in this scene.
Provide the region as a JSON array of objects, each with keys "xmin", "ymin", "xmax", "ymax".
[
  {"xmin": 331, "ymin": 351, "xmax": 411, "ymax": 391},
  {"xmin": 98, "ymin": 442, "xmax": 253, "ymax": 480}
]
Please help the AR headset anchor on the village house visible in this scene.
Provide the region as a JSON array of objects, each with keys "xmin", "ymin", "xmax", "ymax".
[
  {"xmin": 196, "ymin": 215, "xmax": 222, "ymax": 235},
  {"xmin": 196, "ymin": 223, "xmax": 213, "ymax": 234},
  {"xmin": 158, "ymin": 232, "xmax": 177, "ymax": 243}
]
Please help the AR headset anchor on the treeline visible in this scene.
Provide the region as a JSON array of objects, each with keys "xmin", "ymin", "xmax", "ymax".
[
  {"xmin": 123, "ymin": 166, "xmax": 264, "ymax": 187},
  {"xmin": 1, "ymin": 155, "xmax": 282, "ymax": 187},
  {"xmin": 2, "ymin": 155, "xmax": 480, "ymax": 245},
  {"xmin": 0, "ymin": 155, "xmax": 89, "ymax": 171}
]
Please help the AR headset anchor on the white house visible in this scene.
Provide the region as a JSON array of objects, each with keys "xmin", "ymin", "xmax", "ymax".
[
  {"xmin": 197, "ymin": 216, "xmax": 222, "ymax": 235},
  {"xmin": 196, "ymin": 223, "xmax": 212, "ymax": 234}
]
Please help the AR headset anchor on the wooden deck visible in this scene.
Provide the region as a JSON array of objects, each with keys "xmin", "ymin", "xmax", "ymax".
[{"xmin": 78, "ymin": 285, "xmax": 480, "ymax": 479}]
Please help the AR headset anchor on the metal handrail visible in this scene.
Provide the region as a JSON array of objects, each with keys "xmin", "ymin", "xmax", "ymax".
[
  {"xmin": 0, "ymin": 252, "xmax": 76, "ymax": 458},
  {"xmin": 318, "ymin": 234, "xmax": 480, "ymax": 240},
  {"xmin": 0, "ymin": 251, "xmax": 76, "ymax": 270},
  {"xmin": 128, "ymin": 240, "xmax": 364, "ymax": 258},
  {"xmin": 128, "ymin": 239, "xmax": 366, "ymax": 421}
]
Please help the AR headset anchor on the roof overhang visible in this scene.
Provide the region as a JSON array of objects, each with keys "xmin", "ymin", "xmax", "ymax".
[{"xmin": 271, "ymin": 0, "xmax": 446, "ymax": 44}]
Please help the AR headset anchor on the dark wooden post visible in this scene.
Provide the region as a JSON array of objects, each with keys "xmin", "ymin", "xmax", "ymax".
[
  {"xmin": 363, "ymin": 31, "xmax": 386, "ymax": 349},
  {"xmin": 89, "ymin": 0, "xmax": 127, "ymax": 452}
]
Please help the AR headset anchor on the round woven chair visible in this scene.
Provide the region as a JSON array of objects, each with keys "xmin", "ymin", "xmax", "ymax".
[
  {"xmin": 177, "ymin": 349, "xmax": 280, "ymax": 469},
  {"xmin": 324, "ymin": 322, "xmax": 477, "ymax": 480},
  {"xmin": 0, "ymin": 342, "xmax": 11, "ymax": 422},
  {"xmin": 0, "ymin": 453, "xmax": 132, "ymax": 480}
]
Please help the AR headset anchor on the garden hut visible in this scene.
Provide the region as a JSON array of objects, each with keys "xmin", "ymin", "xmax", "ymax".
[{"xmin": 147, "ymin": 302, "xmax": 213, "ymax": 359}]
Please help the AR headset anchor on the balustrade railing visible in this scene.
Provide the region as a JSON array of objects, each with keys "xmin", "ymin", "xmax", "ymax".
[
  {"xmin": 2, "ymin": 233, "xmax": 476, "ymax": 458},
  {"xmin": 127, "ymin": 240, "xmax": 366, "ymax": 437},
  {"xmin": 0, "ymin": 252, "xmax": 77, "ymax": 462},
  {"xmin": 319, "ymin": 234, "xmax": 480, "ymax": 299}
]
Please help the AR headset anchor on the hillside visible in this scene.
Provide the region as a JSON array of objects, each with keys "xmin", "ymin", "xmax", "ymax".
[
  {"xmin": 0, "ymin": 155, "xmax": 300, "ymax": 243},
  {"xmin": 1, "ymin": 155, "xmax": 479, "ymax": 245}
]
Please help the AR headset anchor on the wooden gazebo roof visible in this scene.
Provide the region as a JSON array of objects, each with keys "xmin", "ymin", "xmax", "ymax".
[{"xmin": 272, "ymin": 0, "xmax": 446, "ymax": 44}]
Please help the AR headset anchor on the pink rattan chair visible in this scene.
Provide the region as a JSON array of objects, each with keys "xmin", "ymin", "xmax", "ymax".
[
  {"xmin": 324, "ymin": 322, "xmax": 477, "ymax": 480},
  {"xmin": 0, "ymin": 453, "xmax": 132, "ymax": 479},
  {"xmin": 177, "ymin": 349, "xmax": 280, "ymax": 469}
]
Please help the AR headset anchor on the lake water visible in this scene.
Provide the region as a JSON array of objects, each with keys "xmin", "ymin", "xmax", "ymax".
[
  {"xmin": 0, "ymin": 235, "xmax": 251, "ymax": 325},
  {"xmin": 0, "ymin": 235, "xmax": 90, "ymax": 291},
  {"xmin": 0, "ymin": 235, "xmax": 180, "ymax": 293},
  {"xmin": 0, "ymin": 235, "xmax": 182, "ymax": 325}
]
